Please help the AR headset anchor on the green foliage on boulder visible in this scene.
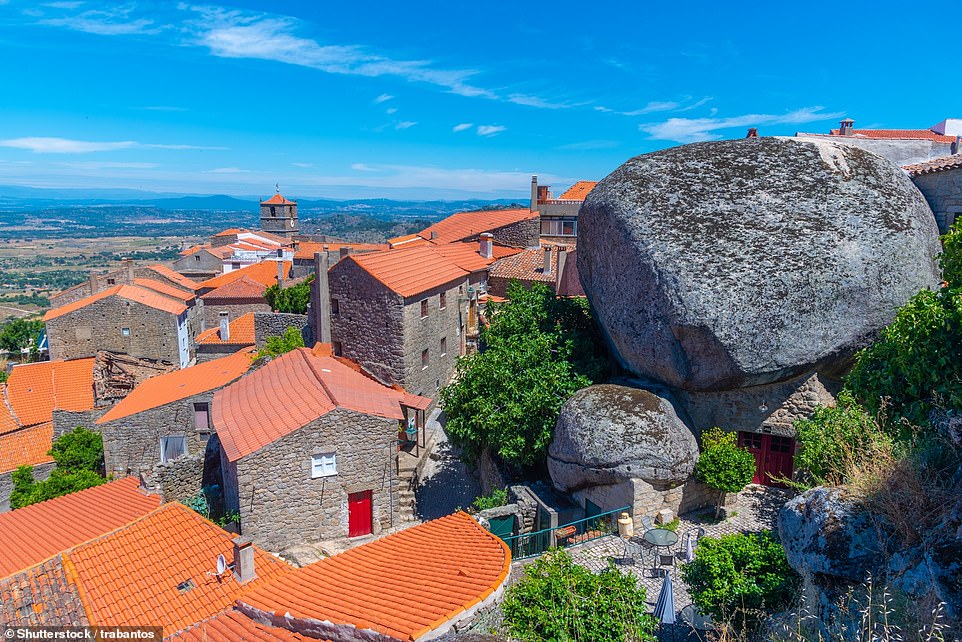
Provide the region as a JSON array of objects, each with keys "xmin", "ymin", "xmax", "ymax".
[
  {"xmin": 695, "ymin": 428, "xmax": 756, "ymax": 518},
  {"xmin": 440, "ymin": 281, "xmax": 607, "ymax": 467},
  {"xmin": 501, "ymin": 548, "xmax": 656, "ymax": 642},
  {"xmin": 264, "ymin": 275, "xmax": 313, "ymax": 314},
  {"xmin": 256, "ymin": 326, "xmax": 305, "ymax": 359},
  {"xmin": 681, "ymin": 530, "xmax": 800, "ymax": 630}
]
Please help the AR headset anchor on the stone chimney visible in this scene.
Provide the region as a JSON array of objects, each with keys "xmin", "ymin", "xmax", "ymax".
[
  {"xmin": 276, "ymin": 260, "xmax": 285, "ymax": 289},
  {"xmin": 339, "ymin": 247, "xmax": 352, "ymax": 260},
  {"xmin": 430, "ymin": 231, "xmax": 438, "ymax": 241},
  {"xmin": 218, "ymin": 311, "xmax": 230, "ymax": 342},
  {"xmin": 542, "ymin": 247, "xmax": 552, "ymax": 274},
  {"xmin": 312, "ymin": 252, "xmax": 331, "ymax": 343},
  {"xmin": 746, "ymin": 128, "xmax": 758, "ymax": 139},
  {"xmin": 953, "ymin": 135, "xmax": 961, "ymax": 155},
  {"xmin": 123, "ymin": 258, "xmax": 135, "ymax": 283},
  {"xmin": 88, "ymin": 272, "xmax": 99, "ymax": 296},
  {"xmin": 530, "ymin": 175, "xmax": 538, "ymax": 213},
  {"xmin": 232, "ymin": 537, "xmax": 256, "ymax": 584},
  {"xmin": 479, "ymin": 233, "xmax": 494, "ymax": 260},
  {"xmin": 556, "ymin": 249, "xmax": 567, "ymax": 293},
  {"xmin": 839, "ymin": 118, "xmax": 855, "ymax": 136},
  {"xmin": 537, "ymin": 185, "xmax": 550, "ymax": 202}
]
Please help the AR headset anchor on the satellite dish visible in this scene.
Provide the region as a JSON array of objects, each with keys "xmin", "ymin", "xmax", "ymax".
[{"xmin": 216, "ymin": 554, "xmax": 227, "ymax": 575}]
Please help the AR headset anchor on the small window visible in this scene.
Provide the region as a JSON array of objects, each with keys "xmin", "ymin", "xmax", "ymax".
[
  {"xmin": 160, "ymin": 435, "xmax": 187, "ymax": 463},
  {"xmin": 311, "ymin": 452, "xmax": 337, "ymax": 478},
  {"xmin": 270, "ymin": 206, "xmax": 276, "ymax": 217},
  {"xmin": 193, "ymin": 402, "xmax": 210, "ymax": 432},
  {"xmin": 562, "ymin": 220, "xmax": 576, "ymax": 236},
  {"xmin": 333, "ymin": 341, "xmax": 342, "ymax": 356},
  {"xmin": 420, "ymin": 299, "xmax": 428, "ymax": 318},
  {"xmin": 194, "ymin": 255, "xmax": 200, "ymax": 262},
  {"xmin": 231, "ymin": 262, "xmax": 241, "ymax": 270},
  {"xmin": 331, "ymin": 299, "xmax": 339, "ymax": 317},
  {"xmin": 121, "ymin": 327, "xmax": 130, "ymax": 337},
  {"xmin": 439, "ymin": 292, "xmax": 446, "ymax": 309},
  {"xmin": 421, "ymin": 348, "xmax": 429, "ymax": 369},
  {"xmin": 440, "ymin": 337, "xmax": 447, "ymax": 356},
  {"xmin": 106, "ymin": 278, "xmax": 116, "ymax": 285}
]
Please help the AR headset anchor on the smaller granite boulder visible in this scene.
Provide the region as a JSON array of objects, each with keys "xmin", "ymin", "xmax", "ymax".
[{"xmin": 548, "ymin": 384, "xmax": 698, "ymax": 492}]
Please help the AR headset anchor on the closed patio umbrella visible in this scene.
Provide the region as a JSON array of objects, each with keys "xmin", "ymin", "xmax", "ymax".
[
  {"xmin": 685, "ymin": 532, "xmax": 695, "ymax": 563},
  {"xmin": 653, "ymin": 571, "xmax": 676, "ymax": 626}
]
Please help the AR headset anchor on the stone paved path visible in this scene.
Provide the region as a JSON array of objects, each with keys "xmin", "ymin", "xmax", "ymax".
[{"xmin": 415, "ymin": 413, "xmax": 482, "ymax": 521}]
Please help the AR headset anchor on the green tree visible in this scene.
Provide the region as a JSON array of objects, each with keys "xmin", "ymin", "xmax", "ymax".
[
  {"xmin": 501, "ymin": 548, "xmax": 657, "ymax": 642},
  {"xmin": 8, "ymin": 466, "xmax": 37, "ymax": 509},
  {"xmin": 681, "ymin": 530, "xmax": 800, "ymax": 631},
  {"xmin": 695, "ymin": 428, "xmax": 756, "ymax": 518},
  {"xmin": 940, "ymin": 219, "xmax": 962, "ymax": 287},
  {"xmin": 256, "ymin": 326, "xmax": 305, "ymax": 359},
  {"xmin": 264, "ymin": 275, "xmax": 314, "ymax": 314},
  {"xmin": 440, "ymin": 281, "xmax": 607, "ymax": 468},
  {"xmin": 8, "ymin": 428, "xmax": 107, "ymax": 510},
  {"xmin": 0, "ymin": 318, "xmax": 43, "ymax": 354},
  {"xmin": 49, "ymin": 426, "xmax": 105, "ymax": 474}
]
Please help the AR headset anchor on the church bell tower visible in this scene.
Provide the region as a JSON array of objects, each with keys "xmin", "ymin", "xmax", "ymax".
[{"xmin": 260, "ymin": 186, "xmax": 299, "ymax": 238}]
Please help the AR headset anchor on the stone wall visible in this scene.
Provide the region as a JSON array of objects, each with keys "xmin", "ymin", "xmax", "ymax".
[
  {"xmin": 46, "ymin": 295, "xmax": 184, "ymax": 365},
  {"xmin": 199, "ymin": 298, "xmax": 270, "ymax": 331},
  {"xmin": 795, "ymin": 134, "xmax": 952, "ymax": 167},
  {"xmin": 675, "ymin": 371, "xmax": 840, "ymax": 439},
  {"xmin": 490, "ymin": 217, "xmax": 540, "ymax": 248},
  {"xmin": 253, "ymin": 312, "xmax": 308, "ymax": 346},
  {"xmin": 98, "ymin": 392, "xmax": 215, "ymax": 477},
  {"xmin": 400, "ymin": 281, "xmax": 463, "ymax": 399},
  {"xmin": 573, "ymin": 477, "xmax": 721, "ymax": 530},
  {"xmin": 225, "ymin": 408, "xmax": 400, "ymax": 551},
  {"xmin": 329, "ymin": 259, "xmax": 406, "ymax": 385},
  {"xmin": 477, "ymin": 448, "xmax": 509, "ymax": 496},
  {"xmin": 171, "ymin": 250, "xmax": 223, "ymax": 280},
  {"xmin": 53, "ymin": 408, "xmax": 109, "ymax": 438},
  {"xmin": 143, "ymin": 453, "xmax": 204, "ymax": 503},
  {"xmin": 912, "ymin": 166, "xmax": 962, "ymax": 233},
  {"xmin": 50, "ymin": 264, "xmax": 193, "ymax": 309},
  {"xmin": 0, "ymin": 462, "xmax": 54, "ymax": 512}
]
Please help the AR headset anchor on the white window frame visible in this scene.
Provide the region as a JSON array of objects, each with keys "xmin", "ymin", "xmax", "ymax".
[
  {"xmin": 311, "ymin": 452, "xmax": 337, "ymax": 478},
  {"xmin": 121, "ymin": 327, "xmax": 131, "ymax": 337},
  {"xmin": 160, "ymin": 435, "xmax": 187, "ymax": 463}
]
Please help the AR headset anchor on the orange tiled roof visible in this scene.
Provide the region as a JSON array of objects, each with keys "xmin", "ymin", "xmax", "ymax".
[
  {"xmin": 232, "ymin": 237, "xmax": 281, "ymax": 252},
  {"xmin": 200, "ymin": 275, "xmax": 268, "ymax": 301},
  {"xmin": 418, "ymin": 208, "xmax": 536, "ymax": 245},
  {"xmin": 0, "ymin": 394, "xmax": 18, "ymax": 435},
  {"xmin": 904, "ymin": 155, "xmax": 962, "ymax": 176},
  {"xmin": 0, "ymin": 556, "xmax": 88, "ymax": 626},
  {"xmin": 558, "ymin": 180, "xmax": 598, "ymax": 200},
  {"xmin": 43, "ymin": 284, "xmax": 187, "ymax": 322},
  {"xmin": 0, "ymin": 422, "xmax": 53, "ymax": 476},
  {"xmin": 827, "ymin": 128, "xmax": 958, "ymax": 143},
  {"xmin": 67, "ymin": 503, "xmax": 290, "ymax": 632},
  {"xmin": 5, "ymin": 358, "xmax": 95, "ymax": 427},
  {"xmin": 132, "ymin": 278, "xmax": 195, "ymax": 302},
  {"xmin": 239, "ymin": 512, "xmax": 511, "ymax": 641},
  {"xmin": 294, "ymin": 241, "xmax": 389, "ymax": 260},
  {"xmin": 196, "ymin": 312, "xmax": 257, "ymax": 346},
  {"xmin": 168, "ymin": 609, "xmax": 314, "ymax": 642},
  {"xmin": 214, "ymin": 347, "xmax": 431, "ymax": 461},
  {"xmin": 489, "ymin": 245, "xmax": 573, "ymax": 284},
  {"xmin": 214, "ymin": 228, "xmax": 248, "ymax": 237},
  {"xmin": 147, "ymin": 264, "xmax": 199, "ymax": 291},
  {"xmin": 97, "ymin": 349, "xmax": 254, "ymax": 424},
  {"xmin": 349, "ymin": 246, "xmax": 468, "ymax": 298},
  {"xmin": 0, "ymin": 477, "xmax": 161, "ymax": 579},
  {"xmin": 198, "ymin": 261, "xmax": 290, "ymax": 291},
  {"xmin": 387, "ymin": 233, "xmax": 429, "ymax": 249},
  {"xmin": 432, "ymin": 241, "xmax": 522, "ymax": 273},
  {"xmin": 179, "ymin": 243, "xmax": 211, "ymax": 257},
  {"xmin": 261, "ymin": 193, "xmax": 295, "ymax": 205}
]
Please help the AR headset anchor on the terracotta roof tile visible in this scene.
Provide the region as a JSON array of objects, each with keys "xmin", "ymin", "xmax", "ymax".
[
  {"xmin": 387, "ymin": 233, "xmax": 429, "ymax": 249},
  {"xmin": 0, "ymin": 477, "xmax": 161, "ymax": 579},
  {"xmin": 196, "ymin": 313, "xmax": 257, "ymax": 346},
  {"xmin": 295, "ymin": 241, "xmax": 389, "ymax": 260},
  {"xmin": 0, "ymin": 556, "xmax": 88, "ymax": 627},
  {"xmin": 214, "ymin": 228, "xmax": 248, "ymax": 237},
  {"xmin": 489, "ymin": 245, "xmax": 574, "ymax": 285},
  {"xmin": 198, "ymin": 261, "xmax": 290, "ymax": 291},
  {"xmin": 43, "ymin": 284, "xmax": 187, "ymax": 322},
  {"xmin": 826, "ymin": 128, "xmax": 958, "ymax": 143},
  {"xmin": 132, "ymin": 278, "xmax": 195, "ymax": 302},
  {"xmin": 239, "ymin": 512, "xmax": 511, "ymax": 641},
  {"xmin": 5, "ymin": 358, "xmax": 95, "ymax": 427},
  {"xmin": 200, "ymin": 275, "xmax": 268, "ymax": 301},
  {"xmin": 904, "ymin": 155, "xmax": 962, "ymax": 176},
  {"xmin": 67, "ymin": 503, "xmax": 290, "ymax": 632},
  {"xmin": 418, "ymin": 209, "xmax": 536, "ymax": 245},
  {"xmin": 261, "ymin": 193, "xmax": 295, "ymax": 205},
  {"xmin": 214, "ymin": 348, "xmax": 431, "ymax": 461},
  {"xmin": 97, "ymin": 349, "xmax": 254, "ymax": 424},
  {"xmin": 558, "ymin": 180, "xmax": 598, "ymax": 200},
  {"xmin": 169, "ymin": 609, "xmax": 316, "ymax": 642},
  {"xmin": 0, "ymin": 393, "xmax": 19, "ymax": 435},
  {"xmin": 432, "ymin": 242, "xmax": 522, "ymax": 273},
  {"xmin": 147, "ymin": 264, "xmax": 199, "ymax": 291},
  {"xmin": 349, "ymin": 246, "xmax": 468, "ymax": 298},
  {"xmin": 179, "ymin": 243, "xmax": 210, "ymax": 256},
  {"xmin": 0, "ymin": 422, "xmax": 54, "ymax": 475}
]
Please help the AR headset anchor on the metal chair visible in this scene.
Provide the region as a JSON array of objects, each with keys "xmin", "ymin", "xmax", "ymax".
[
  {"xmin": 656, "ymin": 552, "xmax": 676, "ymax": 577},
  {"xmin": 697, "ymin": 526, "xmax": 706, "ymax": 541},
  {"xmin": 619, "ymin": 536, "xmax": 646, "ymax": 566},
  {"xmin": 640, "ymin": 515, "xmax": 655, "ymax": 532}
]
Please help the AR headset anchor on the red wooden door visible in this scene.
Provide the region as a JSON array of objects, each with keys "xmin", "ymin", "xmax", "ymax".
[
  {"xmin": 738, "ymin": 432, "xmax": 766, "ymax": 484},
  {"xmin": 763, "ymin": 436, "xmax": 795, "ymax": 487},
  {"xmin": 348, "ymin": 490, "xmax": 372, "ymax": 537}
]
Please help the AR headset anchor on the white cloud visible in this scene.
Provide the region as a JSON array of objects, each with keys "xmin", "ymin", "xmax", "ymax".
[
  {"xmin": 205, "ymin": 167, "xmax": 250, "ymax": 173},
  {"xmin": 476, "ymin": 125, "xmax": 506, "ymax": 137},
  {"xmin": 374, "ymin": 93, "xmax": 393, "ymax": 103},
  {"xmin": 395, "ymin": 121, "xmax": 417, "ymax": 130},
  {"xmin": 44, "ymin": 1, "xmax": 84, "ymax": 8},
  {"xmin": 640, "ymin": 107, "xmax": 844, "ymax": 143},
  {"xmin": 595, "ymin": 96, "xmax": 713, "ymax": 117},
  {"xmin": 506, "ymin": 93, "xmax": 573, "ymax": 110},
  {"xmin": 385, "ymin": 107, "xmax": 397, "ymax": 115},
  {"xmin": 41, "ymin": 6, "xmax": 161, "ymax": 35},
  {"xmin": 292, "ymin": 162, "xmax": 314, "ymax": 168},
  {"xmin": 452, "ymin": 123, "xmax": 473, "ymax": 132},
  {"xmin": 0, "ymin": 137, "xmax": 138, "ymax": 153},
  {"xmin": 350, "ymin": 163, "xmax": 378, "ymax": 172}
]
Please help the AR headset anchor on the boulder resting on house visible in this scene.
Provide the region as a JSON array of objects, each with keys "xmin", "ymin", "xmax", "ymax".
[
  {"xmin": 548, "ymin": 384, "xmax": 698, "ymax": 492},
  {"xmin": 577, "ymin": 137, "xmax": 942, "ymax": 391}
]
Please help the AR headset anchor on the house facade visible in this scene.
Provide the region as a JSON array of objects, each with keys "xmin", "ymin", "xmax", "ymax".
[
  {"xmin": 531, "ymin": 176, "xmax": 597, "ymax": 245},
  {"xmin": 213, "ymin": 345, "xmax": 430, "ymax": 550},
  {"xmin": 50, "ymin": 261, "xmax": 198, "ymax": 309}
]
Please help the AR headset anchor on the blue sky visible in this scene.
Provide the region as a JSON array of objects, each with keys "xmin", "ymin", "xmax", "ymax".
[{"xmin": 0, "ymin": 0, "xmax": 959, "ymax": 199}]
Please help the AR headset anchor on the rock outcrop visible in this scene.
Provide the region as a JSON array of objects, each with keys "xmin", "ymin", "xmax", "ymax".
[
  {"xmin": 578, "ymin": 137, "xmax": 942, "ymax": 392},
  {"xmin": 548, "ymin": 384, "xmax": 699, "ymax": 492}
]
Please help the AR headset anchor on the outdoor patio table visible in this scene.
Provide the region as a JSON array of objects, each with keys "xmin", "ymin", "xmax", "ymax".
[{"xmin": 643, "ymin": 528, "xmax": 678, "ymax": 575}]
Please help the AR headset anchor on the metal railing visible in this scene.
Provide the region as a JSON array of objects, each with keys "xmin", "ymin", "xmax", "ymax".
[{"xmin": 501, "ymin": 505, "xmax": 631, "ymax": 559}]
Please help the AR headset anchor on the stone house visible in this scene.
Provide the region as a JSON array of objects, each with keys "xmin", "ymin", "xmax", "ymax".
[
  {"xmin": 417, "ymin": 207, "xmax": 540, "ymax": 248},
  {"xmin": 488, "ymin": 244, "xmax": 584, "ymax": 297},
  {"xmin": 44, "ymin": 283, "xmax": 193, "ymax": 368},
  {"xmin": 194, "ymin": 311, "xmax": 308, "ymax": 362},
  {"xmin": 198, "ymin": 276, "xmax": 271, "ymax": 329},
  {"xmin": 259, "ymin": 192, "xmax": 299, "ymax": 239},
  {"xmin": 171, "ymin": 244, "xmax": 233, "ymax": 281},
  {"xmin": 531, "ymin": 176, "xmax": 596, "ymax": 245},
  {"xmin": 213, "ymin": 344, "xmax": 431, "ymax": 550},
  {"xmin": 94, "ymin": 349, "xmax": 254, "ymax": 484},
  {"xmin": 905, "ymin": 155, "xmax": 962, "ymax": 233},
  {"xmin": 50, "ymin": 261, "xmax": 198, "ymax": 309}
]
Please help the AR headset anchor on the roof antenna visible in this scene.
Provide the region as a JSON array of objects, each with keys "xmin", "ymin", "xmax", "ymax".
[{"xmin": 275, "ymin": 183, "xmax": 280, "ymax": 194}]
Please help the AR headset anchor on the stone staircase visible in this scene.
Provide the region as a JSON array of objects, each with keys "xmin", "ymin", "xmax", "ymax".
[{"xmin": 397, "ymin": 452, "xmax": 419, "ymax": 523}]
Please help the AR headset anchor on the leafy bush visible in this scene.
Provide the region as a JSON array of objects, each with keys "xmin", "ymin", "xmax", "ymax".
[
  {"xmin": 472, "ymin": 488, "xmax": 508, "ymax": 511},
  {"xmin": 695, "ymin": 428, "xmax": 756, "ymax": 518},
  {"xmin": 0, "ymin": 318, "xmax": 43, "ymax": 354},
  {"xmin": 49, "ymin": 426, "xmax": 105, "ymax": 474},
  {"xmin": 256, "ymin": 327, "xmax": 305, "ymax": 359},
  {"xmin": 9, "ymin": 427, "xmax": 107, "ymax": 509},
  {"xmin": 681, "ymin": 530, "xmax": 800, "ymax": 631},
  {"xmin": 939, "ymin": 218, "xmax": 962, "ymax": 287},
  {"xmin": 264, "ymin": 274, "xmax": 313, "ymax": 314},
  {"xmin": 501, "ymin": 548, "xmax": 656, "ymax": 642},
  {"xmin": 441, "ymin": 281, "xmax": 607, "ymax": 467}
]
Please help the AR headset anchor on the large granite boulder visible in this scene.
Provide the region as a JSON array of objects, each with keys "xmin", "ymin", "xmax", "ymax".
[
  {"xmin": 548, "ymin": 384, "xmax": 698, "ymax": 492},
  {"xmin": 578, "ymin": 137, "xmax": 942, "ymax": 391}
]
